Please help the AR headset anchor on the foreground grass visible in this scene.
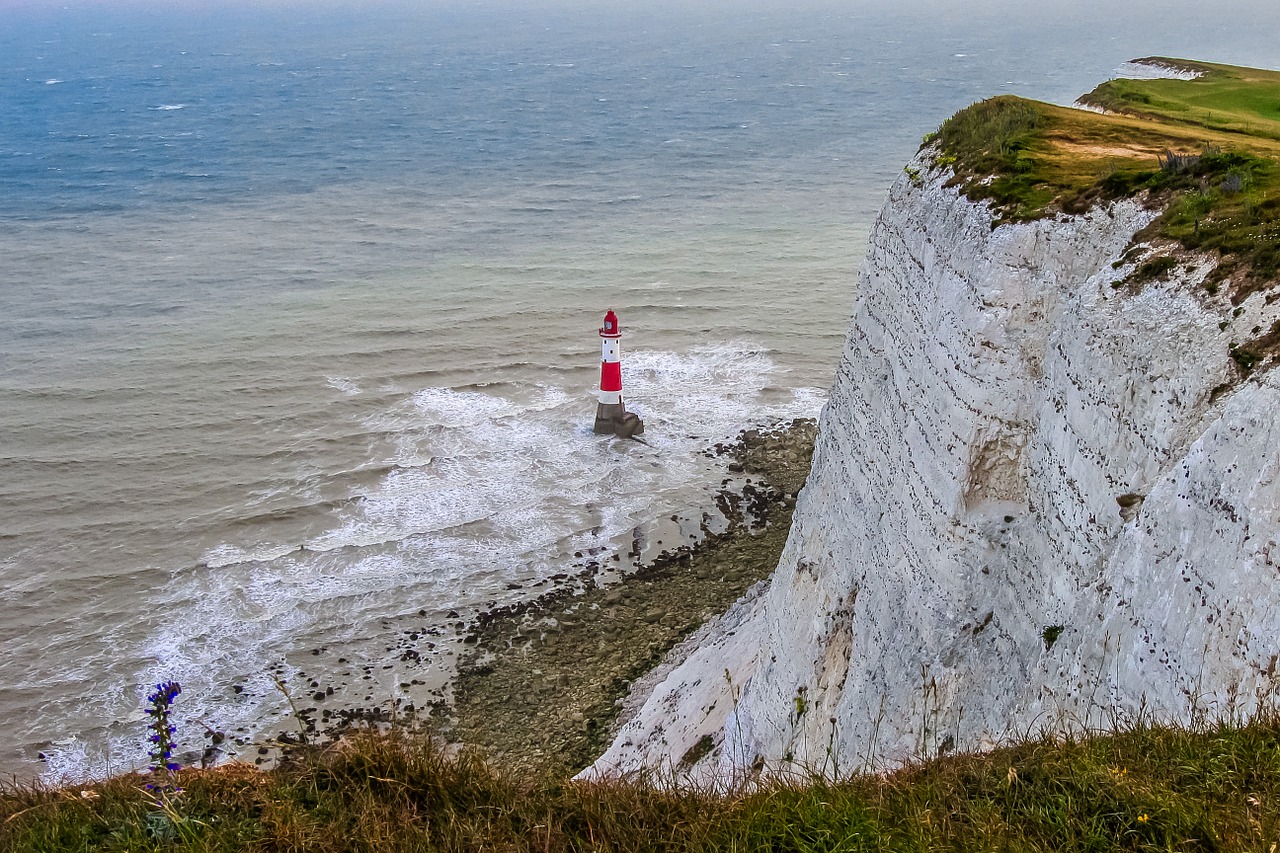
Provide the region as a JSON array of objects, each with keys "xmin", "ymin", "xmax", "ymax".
[{"xmin": 5, "ymin": 717, "xmax": 1280, "ymax": 852}]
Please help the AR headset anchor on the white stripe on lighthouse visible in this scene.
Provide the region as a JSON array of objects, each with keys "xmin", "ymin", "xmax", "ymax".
[{"xmin": 599, "ymin": 335, "xmax": 623, "ymax": 402}]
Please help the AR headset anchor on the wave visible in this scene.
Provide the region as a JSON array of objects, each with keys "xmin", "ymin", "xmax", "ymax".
[
  {"xmin": 326, "ymin": 375, "xmax": 362, "ymax": 396},
  {"xmin": 200, "ymin": 343, "xmax": 821, "ymax": 572},
  {"xmin": 224, "ymin": 495, "xmax": 360, "ymax": 530}
]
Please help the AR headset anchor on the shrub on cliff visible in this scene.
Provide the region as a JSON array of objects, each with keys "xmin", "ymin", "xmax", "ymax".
[
  {"xmin": 931, "ymin": 96, "xmax": 1056, "ymax": 223},
  {"xmin": 935, "ymin": 96, "xmax": 1043, "ymax": 174}
]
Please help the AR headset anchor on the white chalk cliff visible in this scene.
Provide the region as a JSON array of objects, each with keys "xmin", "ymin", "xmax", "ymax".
[{"xmin": 586, "ymin": 152, "xmax": 1280, "ymax": 781}]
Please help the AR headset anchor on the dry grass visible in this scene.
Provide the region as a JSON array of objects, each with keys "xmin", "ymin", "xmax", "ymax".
[{"xmin": 6, "ymin": 715, "xmax": 1280, "ymax": 851}]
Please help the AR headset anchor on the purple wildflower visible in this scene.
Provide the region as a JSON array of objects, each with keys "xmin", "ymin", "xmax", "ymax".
[{"xmin": 145, "ymin": 680, "xmax": 182, "ymax": 783}]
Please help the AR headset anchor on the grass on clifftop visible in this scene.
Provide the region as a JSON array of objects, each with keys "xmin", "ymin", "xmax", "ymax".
[
  {"xmin": 928, "ymin": 58, "xmax": 1280, "ymax": 304},
  {"xmin": 6, "ymin": 716, "xmax": 1280, "ymax": 851},
  {"xmin": 1078, "ymin": 59, "xmax": 1280, "ymax": 141}
]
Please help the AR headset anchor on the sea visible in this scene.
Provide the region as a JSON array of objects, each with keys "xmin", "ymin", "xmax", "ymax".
[{"xmin": 2, "ymin": 0, "xmax": 1277, "ymax": 781}]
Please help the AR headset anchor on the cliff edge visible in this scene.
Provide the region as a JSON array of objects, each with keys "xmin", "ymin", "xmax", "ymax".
[{"xmin": 585, "ymin": 59, "xmax": 1280, "ymax": 782}]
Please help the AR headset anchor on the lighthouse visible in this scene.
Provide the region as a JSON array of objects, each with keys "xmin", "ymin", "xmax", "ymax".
[{"xmin": 593, "ymin": 309, "xmax": 644, "ymax": 438}]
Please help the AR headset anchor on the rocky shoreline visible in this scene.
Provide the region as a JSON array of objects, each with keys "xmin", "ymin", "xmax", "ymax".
[
  {"xmin": 186, "ymin": 418, "xmax": 816, "ymax": 776},
  {"xmin": 447, "ymin": 418, "xmax": 817, "ymax": 777}
]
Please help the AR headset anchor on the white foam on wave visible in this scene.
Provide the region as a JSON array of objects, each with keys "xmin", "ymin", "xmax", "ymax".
[
  {"xmin": 36, "ymin": 737, "xmax": 90, "ymax": 784},
  {"xmin": 625, "ymin": 342, "xmax": 823, "ymax": 439},
  {"xmin": 200, "ymin": 342, "xmax": 822, "ymax": 572},
  {"xmin": 789, "ymin": 385, "xmax": 828, "ymax": 413},
  {"xmin": 408, "ymin": 386, "xmax": 517, "ymax": 427},
  {"xmin": 370, "ymin": 384, "xmax": 571, "ymax": 467},
  {"xmin": 307, "ymin": 463, "xmax": 506, "ymax": 553},
  {"xmin": 326, "ymin": 375, "xmax": 362, "ymax": 396},
  {"xmin": 311, "ymin": 343, "xmax": 822, "ymax": 563},
  {"xmin": 44, "ymin": 79, "xmax": 64, "ymax": 85},
  {"xmin": 201, "ymin": 542, "xmax": 301, "ymax": 569},
  {"xmin": 0, "ymin": 545, "xmax": 48, "ymax": 596},
  {"xmin": 151, "ymin": 103, "xmax": 187, "ymax": 111},
  {"xmin": 85, "ymin": 343, "xmax": 825, "ymax": 782}
]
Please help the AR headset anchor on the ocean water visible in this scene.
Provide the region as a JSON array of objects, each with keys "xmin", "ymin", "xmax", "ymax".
[{"xmin": 2, "ymin": 0, "xmax": 1277, "ymax": 780}]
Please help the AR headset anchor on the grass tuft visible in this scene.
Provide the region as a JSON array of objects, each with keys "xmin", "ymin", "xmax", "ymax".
[{"xmin": 7, "ymin": 715, "xmax": 1280, "ymax": 851}]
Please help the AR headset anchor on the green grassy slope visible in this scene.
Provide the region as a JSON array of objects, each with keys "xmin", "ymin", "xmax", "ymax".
[{"xmin": 1079, "ymin": 58, "xmax": 1280, "ymax": 141}]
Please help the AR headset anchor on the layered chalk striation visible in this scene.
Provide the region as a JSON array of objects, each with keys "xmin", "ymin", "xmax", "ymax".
[{"xmin": 586, "ymin": 150, "xmax": 1280, "ymax": 782}]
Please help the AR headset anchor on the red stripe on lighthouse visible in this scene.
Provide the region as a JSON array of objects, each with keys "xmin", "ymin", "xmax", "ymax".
[{"xmin": 600, "ymin": 360, "xmax": 622, "ymax": 392}]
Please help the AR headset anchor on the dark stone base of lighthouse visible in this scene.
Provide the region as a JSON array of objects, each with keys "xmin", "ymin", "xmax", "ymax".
[
  {"xmin": 593, "ymin": 401, "xmax": 624, "ymax": 434},
  {"xmin": 594, "ymin": 402, "xmax": 644, "ymax": 439}
]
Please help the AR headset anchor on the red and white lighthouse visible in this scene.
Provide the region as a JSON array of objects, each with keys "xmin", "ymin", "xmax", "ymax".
[{"xmin": 593, "ymin": 309, "xmax": 644, "ymax": 437}]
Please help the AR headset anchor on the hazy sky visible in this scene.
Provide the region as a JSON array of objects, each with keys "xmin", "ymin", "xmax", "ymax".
[
  {"xmin": 0, "ymin": 0, "xmax": 1275, "ymax": 13},
  {"xmin": 4, "ymin": 0, "xmax": 1276, "ymax": 68}
]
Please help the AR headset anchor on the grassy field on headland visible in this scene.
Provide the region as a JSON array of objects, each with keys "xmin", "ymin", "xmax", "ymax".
[{"xmin": 6, "ymin": 715, "xmax": 1280, "ymax": 851}]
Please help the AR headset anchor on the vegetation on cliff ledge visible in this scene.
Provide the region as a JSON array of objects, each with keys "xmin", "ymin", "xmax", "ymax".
[
  {"xmin": 929, "ymin": 59, "xmax": 1280, "ymax": 299},
  {"xmin": 6, "ymin": 715, "xmax": 1280, "ymax": 851}
]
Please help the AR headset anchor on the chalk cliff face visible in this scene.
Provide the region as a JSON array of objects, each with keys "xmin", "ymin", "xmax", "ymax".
[{"xmin": 587, "ymin": 154, "xmax": 1280, "ymax": 780}]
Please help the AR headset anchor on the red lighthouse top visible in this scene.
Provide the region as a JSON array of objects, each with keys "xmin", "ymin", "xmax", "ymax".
[{"xmin": 600, "ymin": 309, "xmax": 621, "ymax": 338}]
